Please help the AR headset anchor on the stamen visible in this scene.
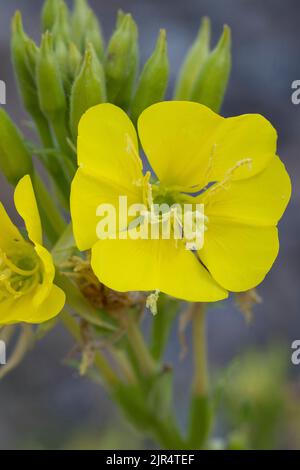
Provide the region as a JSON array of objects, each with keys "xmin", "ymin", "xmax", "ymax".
[{"xmin": 125, "ymin": 134, "xmax": 143, "ymax": 173}]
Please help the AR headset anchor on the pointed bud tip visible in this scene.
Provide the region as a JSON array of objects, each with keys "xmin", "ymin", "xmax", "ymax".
[
  {"xmin": 220, "ymin": 25, "xmax": 231, "ymax": 47},
  {"xmin": 12, "ymin": 10, "xmax": 24, "ymax": 35}
]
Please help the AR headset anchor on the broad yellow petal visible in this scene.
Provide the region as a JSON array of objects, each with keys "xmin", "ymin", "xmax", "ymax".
[
  {"xmin": 138, "ymin": 101, "xmax": 223, "ymax": 188},
  {"xmin": 71, "ymin": 167, "xmax": 143, "ymax": 251},
  {"xmin": 77, "ymin": 104, "xmax": 143, "ymax": 189},
  {"xmin": 0, "ymin": 202, "xmax": 23, "ymax": 251},
  {"xmin": 24, "ymin": 285, "xmax": 65, "ymax": 324},
  {"xmin": 199, "ymin": 221, "xmax": 279, "ymax": 291},
  {"xmin": 200, "ymin": 156, "xmax": 291, "ymax": 226},
  {"xmin": 91, "ymin": 237, "xmax": 227, "ymax": 302},
  {"xmin": 0, "ymin": 284, "xmax": 65, "ymax": 325},
  {"xmin": 206, "ymin": 114, "xmax": 277, "ymax": 182},
  {"xmin": 138, "ymin": 102, "xmax": 277, "ymax": 188},
  {"xmin": 14, "ymin": 175, "xmax": 42, "ymax": 245}
]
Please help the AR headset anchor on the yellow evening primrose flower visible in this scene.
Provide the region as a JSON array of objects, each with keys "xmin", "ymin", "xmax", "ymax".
[
  {"xmin": 70, "ymin": 101, "xmax": 291, "ymax": 302},
  {"xmin": 0, "ymin": 175, "xmax": 65, "ymax": 324}
]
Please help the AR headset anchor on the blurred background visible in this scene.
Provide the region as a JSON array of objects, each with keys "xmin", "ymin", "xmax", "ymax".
[{"xmin": 0, "ymin": 0, "xmax": 299, "ymax": 449}]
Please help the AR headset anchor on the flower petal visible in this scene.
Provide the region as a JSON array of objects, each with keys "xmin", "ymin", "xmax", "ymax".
[
  {"xmin": 78, "ymin": 103, "xmax": 143, "ymax": 189},
  {"xmin": 206, "ymin": 113, "xmax": 277, "ymax": 182},
  {"xmin": 0, "ymin": 285, "xmax": 65, "ymax": 325},
  {"xmin": 199, "ymin": 221, "xmax": 279, "ymax": 291},
  {"xmin": 14, "ymin": 175, "xmax": 42, "ymax": 245},
  {"xmin": 91, "ymin": 237, "xmax": 228, "ymax": 302},
  {"xmin": 138, "ymin": 102, "xmax": 277, "ymax": 188},
  {"xmin": 33, "ymin": 244, "xmax": 55, "ymax": 306},
  {"xmin": 71, "ymin": 167, "xmax": 143, "ymax": 251},
  {"xmin": 138, "ymin": 101, "xmax": 223, "ymax": 188},
  {"xmin": 200, "ymin": 156, "xmax": 291, "ymax": 226},
  {"xmin": 0, "ymin": 202, "xmax": 23, "ymax": 252}
]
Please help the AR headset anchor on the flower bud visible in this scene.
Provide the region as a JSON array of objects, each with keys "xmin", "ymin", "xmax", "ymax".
[
  {"xmin": 174, "ymin": 17, "xmax": 210, "ymax": 100},
  {"xmin": 70, "ymin": 43, "xmax": 106, "ymax": 139},
  {"xmin": 36, "ymin": 32, "xmax": 66, "ymax": 119},
  {"xmin": 0, "ymin": 108, "xmax": 33, "ymax": 185},
  {"xmin": 41, "ymin": 0, "xmax": 61, "ymax": 32},
  {"xmin": 24, "ymin": 38, "xmax": 39, "ymax": 80},
  {"xmin": 131, "ymin": 29, "xmax": 169, "ymax": 124},
  {"xmin": 11, "ymin": 12, "xmax": 40, "ymax": 116},
  {"xmin": 84, "ymin": 10, "xmax": 104, "ymax": 59},
  {"xmin": 52, "ymin": 1, "xmax": 70, "ymax": 41},
  {"xmin": 105, "ymin": 14, "xmax": 139, "ymax": 106},
  {"xmin": 191, "ymin": 25, "xmax": 231, "ymax": 113},
  {"xmin": 68, "ymin": 42, "xmax": 82, "ymax": 82},
  {"xmin": 72, "ymin": 0, "xmax": 103, "ymax": 55}
]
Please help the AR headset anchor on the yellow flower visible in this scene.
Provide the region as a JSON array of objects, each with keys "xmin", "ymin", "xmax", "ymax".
[
  {"xmin": 0, "ymin": 175, "xmax": 65, "ymax": 324},
  {"xmin": 71, "ymin": 101, "xmax": 291, "ymax": 302}
]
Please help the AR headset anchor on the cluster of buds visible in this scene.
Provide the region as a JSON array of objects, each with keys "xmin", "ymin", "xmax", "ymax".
[{"xmin": 0, "ymin": 0, "xmax": 231, "ymax": 216}]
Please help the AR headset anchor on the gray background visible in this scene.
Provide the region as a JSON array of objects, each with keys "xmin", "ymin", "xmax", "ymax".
[{"xmin": 0, "ymin": 0, "xmax": 299, "ymax": 449}]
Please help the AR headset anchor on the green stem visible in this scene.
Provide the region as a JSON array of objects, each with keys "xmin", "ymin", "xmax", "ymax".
[
  {"xmin": 192, "ymin": 302, "xmax": 208, "ymax": 395},
  {"xmin": 187, "ymin": 302, "xmax": 212, "ymax": 449},
  {"xmin": 126, "ymin": 314, "xmax": 157, "ymax": 377},
  {"xmin": 61, "ymin": 311, "xmax": 119, "ymax": 388},
  {"xmin": 34, "ymin": 113, "xmax": 54, "ymax": 149}
]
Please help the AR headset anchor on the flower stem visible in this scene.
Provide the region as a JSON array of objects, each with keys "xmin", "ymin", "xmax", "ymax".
[
  {"xmin": 126, "ymin": 314, "xmax": 157, "ymax": 377},
  {"xmin": 192, "ymin": 302, "xmax": 208, "ymax": 395},
  {"xmin": 61, "ymin": 311, "xmax": 119, "ymax": 388}
]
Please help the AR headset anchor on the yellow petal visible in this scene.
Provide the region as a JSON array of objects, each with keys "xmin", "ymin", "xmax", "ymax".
[
  {"xmin": 33, "ymin": 244, "xmax": 55, "ymax": 306},
  {"xmin": 91, "ymin": 237, "xmax": 227, "ymax": 302},
  {"xmin": 14, "ymin": 175, "xmax": 42, "ymax": 245},
  {"xmin": 206, "ymin": 114, "xmax": 277, "ymax": 182},
  {"xmin": 0, "ymin": 202, "xmax": 23, "ymax": 251},
  {"xmin": 199, "ymin": 222, "xmax": 279, "ymax": 291},
  {"xmin": 24, "ymin": 285, "xmax": 65, "ymax": 324},
  {"xmin": 138, "ymin": 101, "xmax": 223, "ymax": 188},
  {"xmin": 77, "ymin": 104, "xmax": 143, "ymax": 189},
  {"xmin": 138, "ymin": 102, "xmax": 277, "ymax": 188},
  {"xmin": 200, "ymin": 156, "xmax": 291, "ymax": 226},
  {"xmin": 0, "ymin": 285, "xmax": 65, "ymax": 325},
  {"xmin": 71, "ymin": 167, "xmax": 143, "ymax": 251}
]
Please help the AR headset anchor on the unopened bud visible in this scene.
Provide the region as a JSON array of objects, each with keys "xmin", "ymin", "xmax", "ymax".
[
  {"xmin": 131, "ymin": 29, "xmax": 169, "ymax": 124},
  {"xmin": 41, "ymin": 0, "xmax": 61, "ymax": 32},
  {"xmin": 0, "ymin": 108, "xmax": 33, "ymax": 186},
  {"xmin": 84, "ymin": 10, "xmax": 104, "ymax": 59},
  {"xmin": 105, "ymin": 14, "xmax": 139, "ymax": 106},
  {"xmin": 36, "ymin": 32, "xmax": 66, "ymax": 119},
  {"xmin": 70, "ymin": 43, "xmax": 106, "ymax": 139},
  {"xmin": 191, "ymin": 25, "xmax": 231, "ymax": 113},
  {"xmin": 174, "ymin": 17, "xmax": 210, "ymax": 100}
]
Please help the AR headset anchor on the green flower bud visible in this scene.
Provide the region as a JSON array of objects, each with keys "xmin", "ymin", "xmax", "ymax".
[
  {"xmin": 174, "ymin": 17, "xmax": 210, "ymax": 100},
  {"xmin": 116, "ymin": 9, "xmax": 125, "ymax": 28},
  {"xmin": 52, "ymin": 1, "xmax": 70, "ymax": 42},
  {"xmin": 68, "ymin": 42, "xmax": 82, "ymax": 82},
  {"xmin": 105, "ymin": 14, "xmax": 139, "ymax": 106},
  {"xmin": 11, "ymin": 12, "xmax": 52, "ymax": 148},
  {"xmin": 24, "ymin": 38, "xmax": 39, "ymax": 81},
  {"xmin": 36, "ymin": 32, "xmax": 66, "ymax": 119},
  {"xmin": 0, "ymin": 108, "xmax": 33, "ymax": 186},
  {"xmin": 41, "ymin": 0, "xmax": 61, "ymax": 32},
  {"xmin": 84, "ymin": 10, "xmax": 104, "ymax": 59},
  {"xmin": 131, "ymin": 29, "xmax": 169, "ymax": 125},
  {"xmin": 191, "ymin": 25, "xmax": 231, "ymax": 113},
  {"xmin": 71, "ymin": 0, "xmax": 94, "ymax": 51},
  {"xmin": 11, "ymin": 12, "xmax": 39, "ymax": 115},
  {"xmin": 70, "ymin": 43, "xmax": 106, "ymax": 139}
]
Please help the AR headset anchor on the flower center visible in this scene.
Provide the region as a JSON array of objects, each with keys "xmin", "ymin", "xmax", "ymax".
[{"xmin": 0, "ymin": 241, "xmax": 42, "ymax": 301}]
